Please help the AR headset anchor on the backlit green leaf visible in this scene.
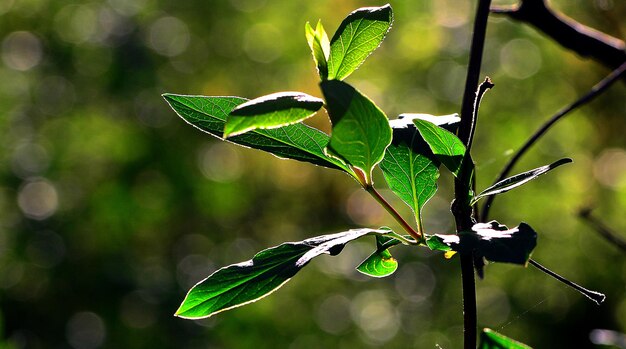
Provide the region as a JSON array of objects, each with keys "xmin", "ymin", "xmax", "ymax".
[
  {"xmin": 305, "ymin": 20, "xmax": 330, "ymax": 80},
  {"xmin": 320, "ymin": 80, "xmax": 392, "ymax": 185},
  {"xmin": 427, "ymin": 221, "xmax": 537, "ymax": 265},
  {"xmin": 162, "ymin": 94, "xmax": 352, "ymax": 174},
  {"xmin": 175, "ymin": 228, "xmax": 392, "ymax": 319},
  {"xmin": 479, "ymin": 328, "xmax": 532, "ymax": 349},
  {"xmin": 413, "ymin": 118, "xmax": 466, "ymax": 176},
  {"xmin": 472, "ymin": 158, "xmax": 572, "ymax": 204},
  {"xmin": 356, "ymin": 235, "xmax": 398, "ymax": 278},
  {"xmin": 381, "ymin": 117, "xmax": 440, "ymax": 225},
  {"xmin": 356, "ymin": 249, "xmax": 397, "ymax": 278},
  {"xmin": 327, "ymin": 5, "xmax": 393, "ymax": 80},
  {"xmin": 223, "ymin": 92, "xmax": 324, "ymax": 138}
]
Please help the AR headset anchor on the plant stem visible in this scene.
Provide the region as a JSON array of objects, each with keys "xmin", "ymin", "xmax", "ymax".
[
  {"xmin": 529, "ymin": 259, "xmax": 605, "ymax": 305},
  {"xmin": 461, "ymin": 253, "xmax": 477, "ymax": 346},
  {"xmin": 454, "ymin": 0, "xmax": 492, "ymax": 348},
  {"xmin": 365, "ymin": 185, "xmax": 423, "ymax": 242},
  {"xmin": 481, "ymin": 62, "xmax": 626, "ymax": 222}
]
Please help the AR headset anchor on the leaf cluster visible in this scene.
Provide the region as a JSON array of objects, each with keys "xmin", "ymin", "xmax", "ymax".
[{"xmin": 163, "ymin": 4, "xmax": 580, "ymax": 347}]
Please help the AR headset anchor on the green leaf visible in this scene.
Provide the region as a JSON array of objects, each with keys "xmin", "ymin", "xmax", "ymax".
[
  {"xmin": 425, "ymin": 235, "xmax": 453, "ymax": 252},
  {"xmin": 305, "ymin": 20, "xmax": 330, "ymax": 80},
  {"xmin": 162, "ymin": 94, "xmax": 352, "ymax": 173},
  {"xmin": 479, "ymin": 328, "xmax": 532, "ymax": 349},
  {"xmin": 413, "ymin": 118, "xmax": 466, "ymax": 176},
  {"xmin": 327, "ymin": 4, "xmax": 393, "ymax": 80},
  {"xmin": 427, "ymin": 221, "xmax": 537, "ymax": 265},
  {"xmin": 223, "ymin": 92, "xmax": 324, "ymax": 138},
  {"xmin": 320, "ymin": 80, "xmax": 392, "ymax": 185},
  {"xmin": 175, "ymin": 228, "xmax": 392, "ymax": 319},
  {"xmin": 381, "ymin": 118, "xmax": 440, "ymax": 226},
  {"xmin": 356, "ymin": 249, "xmax": 397, "ymax": 278},
  {"xmin": 472, "ymin": 158, "xmax": 572, "ymax": 204},
  {"xmin": 356, "ymin": 235, "xmax": 398, "ymax": 278}
]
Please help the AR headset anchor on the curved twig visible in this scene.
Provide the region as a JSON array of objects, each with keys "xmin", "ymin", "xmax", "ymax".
[{"xmin": 481, "ymin": 62, "xmax": 626, "ymax": 222}]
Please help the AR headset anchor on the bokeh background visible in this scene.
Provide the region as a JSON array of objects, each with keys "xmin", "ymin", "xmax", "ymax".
[{"xmin": 1, "ymin": 0, "xmax": 626, "ymax": 348}]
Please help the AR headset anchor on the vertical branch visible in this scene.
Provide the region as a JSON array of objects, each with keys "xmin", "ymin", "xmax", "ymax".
[{"xmin": 454, "ymin": 1, "xmax": 492, "ymax": 348}]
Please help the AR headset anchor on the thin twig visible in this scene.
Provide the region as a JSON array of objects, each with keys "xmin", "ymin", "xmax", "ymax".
[
  {"xmin": 481, "ymin": 62, "xmax": 626, "ymax": 222},
  {"xmin": 467, "ymin": 77, "xmax": 494, "ymax": 153},
  {"xmin": 529, "ymin": 259, "xmax": 606, "ymax": 305},
  {"xmin": 469, "ymin": 78, "xmax": 494, "ymax": 228},
  {"xmin": 491, "ymin": 0, "xmax": 626, "ymax": 74},
  {"xmin": 579, "ymin": 207, "xmax": 626, "ymax": 253}
]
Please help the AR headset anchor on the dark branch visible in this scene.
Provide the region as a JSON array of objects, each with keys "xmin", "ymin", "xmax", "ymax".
[
  {"xmin": 480, "ymin": 62, "xmax": 626, "ymax": 222},
  {"xmin": 579, "ymin": 207, "xmax": 626, "ymax": 253},
  {"xmin": 455, "ymin": 1, "xmax": 492, "ymax": 348},
  {"xmin": 491, "ymin": 0, "xmax": 626, "ymax": 74}
]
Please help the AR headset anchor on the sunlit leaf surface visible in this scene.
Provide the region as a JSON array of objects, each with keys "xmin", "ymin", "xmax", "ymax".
[
  {"xmin": 224, "ymin": 91, "xmax": 323, "ymax": 138},
  {"xmin": 176, "ymin": 228, "xmax": 392, "ymax": 319},
  {"xmin": 327, "ymin": 5, "xmax": 393, "ymax": 80}
]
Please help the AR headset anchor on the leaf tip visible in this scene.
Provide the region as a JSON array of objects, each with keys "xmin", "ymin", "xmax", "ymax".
[{"xmin": 161, "ymin": 93, "xmax": 175, "ymax": 102}]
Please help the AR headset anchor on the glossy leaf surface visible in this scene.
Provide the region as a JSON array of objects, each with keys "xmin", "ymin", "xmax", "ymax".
[
  {"xmin": 427, "ymin": 221, "xmax": 537, "ymax": 265},
  {"xmin": 413, "ymin": 119, "xmax": 466, "ymax": 176},
  {"xmin": 479, "ymin": 328, "xmax": 532, "ymax": 349},
  {"xmin": 305, "ymin": 20, "xmax": 330, "ymax": 80},
  {"xmin": 381, "ymin": 117, "xmax": 440, "ymax": 223},
  {"xmin": 175, "ymin": 228, "xmax": 391, "ymax": 319},
  {"xmin": 472, "ymin": 158, "xmax": 572, "ymax": 204},
  {"xmin": 356, "ymin": 235, "xmax": 398, "ymax": 278},
  {"xmin": 163, "ymin": 94, "xmax": 352, "ymax": 173},
  {"xmin": 321, "ymin": 80, "xmax": 392, "ymax": 185},
  {"xmin": 327, "ymin": 5, "xmax": 393, "ymax": 80},
  {"xmin": 224, "ymin": 92, "xmax": 324, "ymax": 138}
]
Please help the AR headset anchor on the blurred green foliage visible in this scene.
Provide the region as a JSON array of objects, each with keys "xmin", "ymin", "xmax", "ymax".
[{"xmin": 1, "ymin": 0, "xmax": 625, "ymax": 348}]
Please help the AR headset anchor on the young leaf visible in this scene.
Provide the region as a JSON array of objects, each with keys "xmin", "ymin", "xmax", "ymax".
[
  {"xmin": 381, "ymin": 119, "xmax": 440, "ymax": 226},
  {"xmin": 356, "ymin": 249, "xmax": 398, "ymax": 277},
  {"xmin": 223, "ymin": 92, "xmax": 324, "ymax": 138},
  {"xmin": 472, "ymin": 158, "xmax": 573, "ymax": 204},
  {"xmin": 413, "ymin": 119, "xmax": 466, "ymax": 176},
  {"xmin": 305, "ymin": 20, "xmax": 330, "ymax": 80},
  {"xmin": 175, "ymin": 228, "xmax": 392, "ymax": 319},
  {"xmin": 327, "ymin": 4, "xmax": 393, "ymax": 80},
  {"xmin": 320, "ymin": 80, "xmax": 392, "ymax": 185},
  {"xmin": 162, "ymin": 94, "xmax": 352, "ymax": 174},
  {"xmin": 479, "ymin": 328, "xmax": 532, "ymax": 349},
  {"xmin": 427, "ymin": 221, "xmax": 537, "ymax": 265},
  {"xmin": 356, "ymin": 235, "xmax": 398, "ymax": 278}
]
